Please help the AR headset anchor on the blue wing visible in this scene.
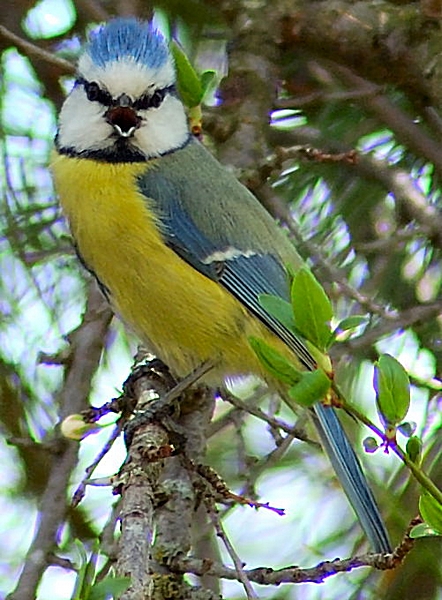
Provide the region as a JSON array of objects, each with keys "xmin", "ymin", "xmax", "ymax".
[{"xmin": 138, "ymin": 166, "xmax": 391, "ymax": 553}]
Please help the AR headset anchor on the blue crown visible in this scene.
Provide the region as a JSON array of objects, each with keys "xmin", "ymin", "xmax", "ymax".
[{"xmin": 86, "ymin": 18, "xmax": 169, "ymax": 69}]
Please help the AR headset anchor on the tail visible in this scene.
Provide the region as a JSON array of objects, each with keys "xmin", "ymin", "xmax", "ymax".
[{"xmin": 312, "ymin": 403, "xmax": 391, "ymax": 553}]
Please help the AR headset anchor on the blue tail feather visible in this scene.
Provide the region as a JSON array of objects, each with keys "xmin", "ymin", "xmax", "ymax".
[{"xmin": 313, "ymin": 403, "xmax": 391, "ymax": 553}]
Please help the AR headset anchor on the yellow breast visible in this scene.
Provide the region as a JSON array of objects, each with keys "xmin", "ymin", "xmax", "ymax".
[{"xmin": 51, "ymin": 153, "xmax": 286, "ymax": 380}]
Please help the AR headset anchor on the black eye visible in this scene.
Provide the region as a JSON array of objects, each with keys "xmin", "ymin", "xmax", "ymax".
[
  {"xmin": 81, "ymin": 80, "xmax": 112, "ymax": 106},
  {"xmin": 85, "ymin": 81, "xmax": 100, "ymax": 102},
  {"xmin": 150, "ymin": 89, "xmax": 164, "ymax": 108}
]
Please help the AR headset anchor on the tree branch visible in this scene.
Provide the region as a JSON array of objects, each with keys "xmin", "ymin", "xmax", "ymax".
[
  {"xmin": 115, "ymin": 369, "xmax": 170, "ymax": 600},
  {"xmin": 170, "ymin": 516, "xmax": 419, "ymax": 585},
  {"xmin": 0, "ymin": 25, "xmax": 75, "ymax": 74}
]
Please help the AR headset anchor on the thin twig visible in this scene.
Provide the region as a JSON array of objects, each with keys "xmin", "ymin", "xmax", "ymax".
[
  {"xmin": 345, "ymin": 301, "xmax": 442, "ymax": 351},
  {"xmin": 354, "ymin": 224, "xmax": 427, "ymax": 253},
  {"xmin": 220, "ymin": 387, "xmax": 320, "ymax": 448},
  {"xmin": 72, "ymin": 418, "xmax": 126, "ymax": 507},
  {"xmin": 46, "ymin": 553, "xmax": 77, "ymax": 571},
  {"xmin": 236, "ymin": 430, "xmax": 301, "ymax": 499},
  {"xmin": 160, "ymin": 360, "xmax": 215, "ymax": 404},
  {"xmin": 207, "ymin": 503, "xmax": 259, "ymax": 599}
]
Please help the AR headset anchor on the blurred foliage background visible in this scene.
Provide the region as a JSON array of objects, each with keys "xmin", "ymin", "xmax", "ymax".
[{"xmin": 1, "ymin": 0, "xmax": 442, "ymax": 598}]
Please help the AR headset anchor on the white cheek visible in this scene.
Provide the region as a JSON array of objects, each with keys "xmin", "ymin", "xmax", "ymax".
[
  {"xmin": 58, "ymin": 87, "xmax": 113, "ymax": 152},
  {"xmin": 132, "ymin": 95, "xmax": 189, "ymax": 157}
]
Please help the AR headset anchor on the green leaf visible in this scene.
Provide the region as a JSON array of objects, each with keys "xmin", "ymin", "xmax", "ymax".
[
  {"xmin": 409, "ymin": 522, "xmax": 442, "ymax": 539},
  {"xmin": 406, "ymin": 436, "xmax": 422, "ymax": 464},
  {"xmin": 89, "ymin": 576, "xmax": 131, "ymax": 600},
  {"xmin": 258, "ymin": 294, "xmax": 296, "ymax": 331},
  {"xmin": 199, "ymin": 70, "xmax": 216, "ymax": 96},
  {"xmin": 335, "ymin": 315, "xmax": 367, "ymax": 331},
  {"xmin": 170, "ymin": 41, "xmax": 203, "ymax": 108},
  {"xmin": 290, "ymin": 267, "xmax": 333, "ymax": 351},
  {"xmin": 288, "ymin": 369, "xmax": 331, "ymax": 407},
  {"xmin": 419, "ymin": 492, "xmax": 442, "ymax": 535},
  {"xmin": 373, "ymin": 354, "xmax": 410, "ymax": 426},
  {"xmin": 330, "ymin": 315, "xmax": 367, "ymax": 345},
  {"xmin": 249, "ymin": 337, "xmax": 302, "ymax": 386}
]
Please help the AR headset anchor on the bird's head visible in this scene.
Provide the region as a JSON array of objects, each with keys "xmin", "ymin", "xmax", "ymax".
[{"xmin": 56, "ymin": 18, "xmax": 190, "ymax": 162}]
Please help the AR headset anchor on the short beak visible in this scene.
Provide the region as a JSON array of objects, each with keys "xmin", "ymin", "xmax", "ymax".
[{"xmin": 106, "ymin": 105, "xmax": 140, "ymax": 138}]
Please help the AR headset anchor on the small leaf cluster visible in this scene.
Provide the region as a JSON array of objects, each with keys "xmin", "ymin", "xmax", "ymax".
[
  {"xmin": 373, "ymin": 354, "xmax": 410, "ymax": 439},
  {"xmin": 368, "ymin": 354, "xmax": 424, "ymax": 458},
  {"xmin": 367, "ymin": 349, "xmax": 442, "ymax": 539},
  {"xmin": 252, "ymin": 267, "xmax": 347, "ymax": 407},
  {"xmin": 170, "ymin": 41, "xmax": 216, "ymax": 134},
  {"xmin": 249, "ymin": 335, "xmax": 331, "ymax": 407}
]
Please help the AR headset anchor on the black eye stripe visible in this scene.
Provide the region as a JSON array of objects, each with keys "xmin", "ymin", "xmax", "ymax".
[
  {"xmin": 133, "ymin": 90, "xmax": 161, "ymax": 110},
  {"xmin": 75, "ymin": 79, "xmax": 175, "ymax": 110},
  {"xmin": 130, "ymin": 85, "xmax": 175, "ymax": 110}
]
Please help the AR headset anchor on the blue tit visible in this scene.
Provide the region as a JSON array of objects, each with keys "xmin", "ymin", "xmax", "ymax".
[{"xmin": 51, "ymin": 17, "xmax": 391, "ymax": 553}]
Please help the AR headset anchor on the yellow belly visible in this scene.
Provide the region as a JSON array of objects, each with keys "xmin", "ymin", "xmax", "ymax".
[{"xmin": 51, "ymin": 153, "xmax": 291, "ymax": 380}]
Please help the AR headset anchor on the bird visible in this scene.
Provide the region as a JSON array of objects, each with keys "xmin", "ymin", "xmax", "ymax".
[{"xmin": 51, "ymin": 17, "xmax": 391, "ymax": 553}]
